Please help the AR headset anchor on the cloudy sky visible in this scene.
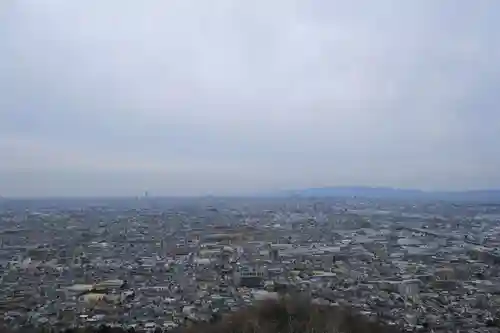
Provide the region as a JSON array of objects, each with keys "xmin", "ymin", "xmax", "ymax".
[{"xmin": 1, "ymin": 1, "xmax": 499, "ymax": 197}]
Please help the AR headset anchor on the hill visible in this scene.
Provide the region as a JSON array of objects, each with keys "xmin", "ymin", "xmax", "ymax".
[
  {"xmin": 282, "ymin": 186, "xmax": 500, "ymax": 202},
  {"xmin": 182, "ymin": 298, "xmax": 399, "ymax": 333}
]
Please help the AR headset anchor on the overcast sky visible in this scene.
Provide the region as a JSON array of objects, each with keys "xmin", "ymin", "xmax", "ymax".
[{"xmin": 1, "ymin": 1, "xmax": 500, "ymax": 197}]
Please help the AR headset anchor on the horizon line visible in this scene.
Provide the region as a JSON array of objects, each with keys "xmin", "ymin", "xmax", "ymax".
[{"xmin": 2, "ymin": 186, "xmax": 500, "ymax": 200}]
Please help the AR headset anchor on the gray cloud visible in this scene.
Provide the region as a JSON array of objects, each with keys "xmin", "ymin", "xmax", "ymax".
[{"xmin": 1, "ymin": 0, "xmax": 500, "ymax": 196}]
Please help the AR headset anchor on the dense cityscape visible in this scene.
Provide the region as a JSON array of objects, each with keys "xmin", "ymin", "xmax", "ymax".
[
  {"xmin": 3, "ymin": 0, "xmax": 500, "ymax": 332},
  {"xmin": 1, "ymin": 196, "xmax": 500, "ymax": 332}
]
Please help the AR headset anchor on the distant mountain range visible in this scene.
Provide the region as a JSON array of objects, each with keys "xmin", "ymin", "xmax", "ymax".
[
  {"xmin": 279, "ymin": 186, "xmax": 500, "ymax": 202},
  {"xmin": 2, "ymin": 188, "xmax": 500, "ymax": 203}
]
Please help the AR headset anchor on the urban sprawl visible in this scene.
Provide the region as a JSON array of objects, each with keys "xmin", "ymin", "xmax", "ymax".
[{"xmin": 1, "ymin": 197, "xmax": 500, "ymax": 332}]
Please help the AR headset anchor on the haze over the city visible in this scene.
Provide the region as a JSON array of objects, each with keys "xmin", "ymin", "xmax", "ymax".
[{"xmin": 1, "ymin": 0, "xmax": 500, "ymax": 197}]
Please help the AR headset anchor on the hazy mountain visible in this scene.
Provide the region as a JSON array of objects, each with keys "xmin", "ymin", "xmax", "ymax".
[{"xmin": 281, "ymin": 187, "xmax": 500, "ymax": 202}]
